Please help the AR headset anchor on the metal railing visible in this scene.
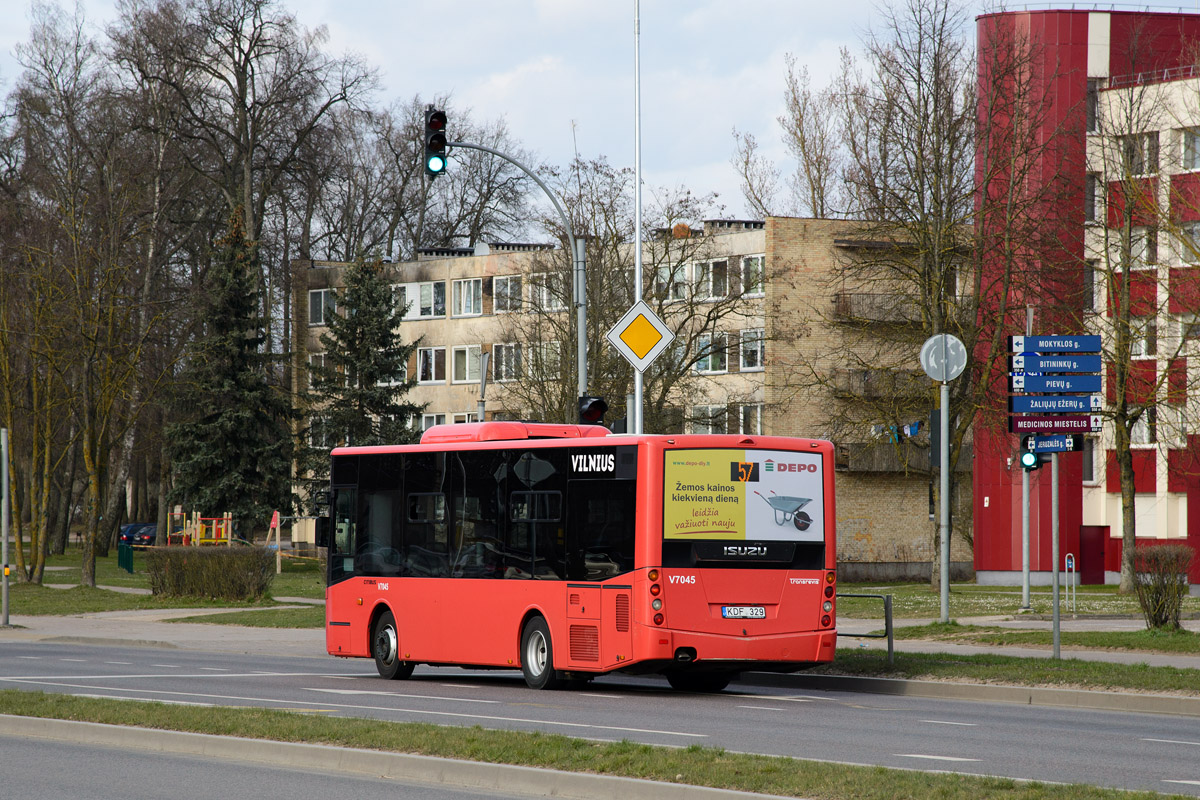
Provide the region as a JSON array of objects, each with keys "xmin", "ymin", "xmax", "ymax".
[{"xmin": 838, "ymin": 593, "xmax": 894, "ymax": 667}]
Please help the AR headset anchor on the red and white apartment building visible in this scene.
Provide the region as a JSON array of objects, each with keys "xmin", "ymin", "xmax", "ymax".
[{"xmin": 974, "ymin": 8, "xmax": 1200, "ymax": 586}]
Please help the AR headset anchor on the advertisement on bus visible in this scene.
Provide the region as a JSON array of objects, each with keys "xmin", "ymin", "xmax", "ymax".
[{"xmin": 662, "ymin": 448, "xmax": 824, "ymax": 542}]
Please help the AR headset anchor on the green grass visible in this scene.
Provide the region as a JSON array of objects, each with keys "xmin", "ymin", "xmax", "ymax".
[
  {"xmin": 4, "ymin": 584, "xmax": 291, "ymax": 616},
  {"xmin": 821, "ymin": 647, "xmax": 1200, "ymax": 695},
  {"xmin": 167, "ymin": 606, "xmax": 325, "ymax": 628},
  {"xmin": 837, "ymin": 581, "xmax": 1197, "ymax": 619},
  {"xmin": 891, "ymin": 622, "xmax": 1200, "ymax": 654},
  {"xmin": 0, "ymin": 690, "xmax": 1183, "ymax": 800}
]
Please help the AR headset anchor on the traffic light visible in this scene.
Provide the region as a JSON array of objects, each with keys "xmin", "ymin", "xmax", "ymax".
[
  {"xmin": 578, "ymin": 396, "xmax": 608, "ymax": 425},
  {"xmin": 1019, "ymin": 448, "xmax": 1050, "ymax": 471},
  {"xmin": 424, "ymin": 107, "xmax": 447, "ymax": 177}
]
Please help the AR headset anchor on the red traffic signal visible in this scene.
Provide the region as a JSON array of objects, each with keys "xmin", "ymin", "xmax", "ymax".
[{"xmin": 578, "ymin": 396, "xmax": 608, "ymax": 425}]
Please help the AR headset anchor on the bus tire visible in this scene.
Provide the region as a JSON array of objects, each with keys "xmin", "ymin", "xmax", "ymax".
[
  {"xmin": 666, "ymin": 671, "xmax": 733, "ymax": 693},
  {"xmin": 372, "ymin": 610, "xmax": 414, "ymax": 680},
  {"xmin": 520, "ymin": 616, "xmax": 562, "ymax": 690}
]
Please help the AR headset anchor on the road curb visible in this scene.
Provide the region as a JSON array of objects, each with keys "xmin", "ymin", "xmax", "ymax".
[
  {"xmin": 0, "ymin": 715, "xmax": 793, "ymax": 800},
  {"xmin": 740, "ymin": 672, "xmax": 1200, "ymax": 717}
]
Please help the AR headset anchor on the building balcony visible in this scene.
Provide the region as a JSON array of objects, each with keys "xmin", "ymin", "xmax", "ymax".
[
  {"xmin": 832, "ymin": 368, "xmax": 928, "ymax": 400},
  {"xmin": 835, "ymin": 441, "xmax": 973, "ymax": 473},
  {"xmin": 833, "ymin": 292, "xmax": 923, "ymax": 325}
]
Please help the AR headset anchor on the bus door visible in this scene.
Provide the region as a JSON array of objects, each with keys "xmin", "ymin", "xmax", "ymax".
[{"xmin": 326, "ymin": 485, "xmax": 357, "ymax": 655}]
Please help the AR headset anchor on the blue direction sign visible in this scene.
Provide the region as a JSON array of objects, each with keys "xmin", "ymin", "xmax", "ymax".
[
  {"xmin": 1009, "ymin": 335, "xmax": 1101, "ymax": 353},
  {"xmin": 1010, "ymin": 354, "xmax": 1102, "ymax": 373},
  {"xmin": 1009, "ymin": 414, "xmax": 1101, "ymax": 434},
  {"xmin": 1009, "ymin": 395, "xmax": 1102, "ymax": 414},
  {"xmin": 1023, "ymin": 434, "xmax": 1084, "ymax": 453},
  {"xmin": 1009, "ymin": 373, "xmax": 1102, "ymax": 393}
]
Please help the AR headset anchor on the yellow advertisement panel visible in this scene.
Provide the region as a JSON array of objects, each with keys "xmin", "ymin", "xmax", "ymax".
[{"xmin": 663, "ymin": 448, "xmax": 824, "ymax": 542}]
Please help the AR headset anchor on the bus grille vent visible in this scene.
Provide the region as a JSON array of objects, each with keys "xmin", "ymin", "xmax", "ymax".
[
  {"xmin": 569, "ymin": 625, "xmax": 600, "ymax": 661},
  {"xmin": 569, "ymin": 593, "xmax": 581, "ymax": 605},
  {"xmin": 615, "ymin": 594, "xmax": 630, "ymax": 632}
]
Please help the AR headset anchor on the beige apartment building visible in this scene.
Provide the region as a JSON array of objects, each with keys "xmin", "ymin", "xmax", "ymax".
[{"xmin": 293, "ymin": 216, "xmax": 971, "ymax": 579}]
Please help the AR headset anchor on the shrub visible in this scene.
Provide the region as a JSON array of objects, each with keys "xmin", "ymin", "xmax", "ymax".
[
  {"xmin": 1133, "ymin": 544, "xmax": 1193, "ymax": 630},
  {"xmin": 146, "ymin": 546, "xmax": 275, "ymax": 601}
]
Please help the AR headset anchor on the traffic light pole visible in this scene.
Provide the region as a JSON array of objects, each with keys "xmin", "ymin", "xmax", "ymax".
[
  {"xmin": 446, "ymin": 141, "xmax": 587, "ymax": 401},
  {"xmin": 1021, "ymin": 305, "xmax": 1033, "ymax": 610}
]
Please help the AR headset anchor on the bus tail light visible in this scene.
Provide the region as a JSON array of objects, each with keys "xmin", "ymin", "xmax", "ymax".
[
  {"xmin": 823, "ymin": 601, "xmax": 833, "ymax": 612},
  {"xmin": 821, "ymin": 615, "xmax": 831, "ymax": 627},
  {"xmin": 650, "ymin": 583, "xmax": 661, "ymax": 596},
  {"xmin": 652, "ymin": 599, "xmax": 662, "ymax": 610},
  {"xmin": 653, "ymin": 613, "xmax": 664, "ymax": 625},
  {"xmin": 648, "ymin": 569, "xmax": 659, "ymax": 581},
  {"xmin": 824, "ymin": 585, "xmax": 834, "ymax": 598}
]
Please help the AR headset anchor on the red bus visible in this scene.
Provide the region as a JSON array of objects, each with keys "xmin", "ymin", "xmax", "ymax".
[{"xmin": 316, "ymin": 421, "xmax": 837, "ymax": 691}]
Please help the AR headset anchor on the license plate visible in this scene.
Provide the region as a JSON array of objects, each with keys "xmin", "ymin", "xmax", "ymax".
[{"xmin": 722, "ymin": 605, "xmax": 765, "ymax": 619}]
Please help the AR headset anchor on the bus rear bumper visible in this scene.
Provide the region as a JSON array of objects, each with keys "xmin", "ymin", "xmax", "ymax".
[{"xmin": 632, "ymin": 625, "xmax": 837, "ymax": 669}]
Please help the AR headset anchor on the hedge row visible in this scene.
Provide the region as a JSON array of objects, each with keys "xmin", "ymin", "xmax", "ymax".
[{"xmin": 146, "ymin": 546, "xmax": 274, "ymax": 601}]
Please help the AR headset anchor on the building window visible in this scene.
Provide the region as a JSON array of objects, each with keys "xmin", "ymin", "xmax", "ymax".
[
  {"xmin": 1180, "ymin": 221, "xmax": 1200, "ymax": 264},
  {"xmin": 307, "ymin": 353, "xmax": 326, "ymax": 390},
  {"xmin": 1081, "ymin": 437, "xmax": 1097, "ymax": 484},
  {"xmin": 1131, "ymin": 406, "xmax": 1157, "ymax": 445},
  {"xmin": 1163, "ymin": 404, "xmax": 1187, "ymax": 446},
  {"xmin": 692, "ymin": 404, "xmax": 727, "ymax": 435},
  {"xmin": 740, "ymin": 329, "xmax": 765, "ymax": 371},
  {"xmin": 1120, "ymin": 132, "xmax": 1159, "ymax": 176},
  {"xmin": 452, "ymin": 412, "xmax": 479, "ymax": 424},
  {"xmin": 392, "ymin": 285, "xmax": 409, "ymax": 319},
  {"xmin": 1179, "ymin": 312, "xmax": 1200, "ymax": 342},
  {"xmin": 1084, "ymin": 174, "xmax": 1100, "ymax": 223},
  {"xmin": 422, "ymin": 413, "xmax": 446, "ymax": 430},
  {"xmin": 531, "ymin": 341, "xmax": 561, "ymax": 380},
  {"xmin": 696, "ymin": 332, "xmax": 728, "ymax": 374},
  {"xmin": 530, "ymin": 272, "xmax": 568, "ymax": 311},
  {"xmin": 309, "ymin": 415, "xmax": 336, "ymax": 449},
  {"xmin": 696, "ymin": 260, "xmax": 728, "ymax": 299},
  {"xmin": 452, "ymin": 279, "xmax": 483, "ymax": 316},
  {"xmin": 493, "ymin": 343, "xmax": 522, "ymax": 381},
  {"xmin": 308, "ymin": 289, "xmax": 336, "ymax": 326},
  {"xmin": 452, "ymin": 345, "xmax": 482, "ymax": 383},
  {"xmin": 1127, "ymin": 227, "xmax": 1158, "ymax": 267},
  {"xmin": 377, "ymin": 353, "xmax": 407, "ymax": 387},
  {"xmin": 1131, "ymin": 316, "xmax": 1157, "ymax": 357},
  {"xmin": 1086, "ymin": 78, "xmax": 1102, "ymax": 133},
  {"xmin": 739, "ymin": 403, "xmax": 763, "ymax": 435},
  {"xmin": 494, "ymin": 276, "xmax": 522, "ymax": 312},
  {"xmin": 740, "ymin": 255, "xmax": 765, "ymax": 296},
  {"xmin": 1184, "ymin": 128, "xmax": 1200, "ymax": 171},
  {"xmin": 656, "ymin": 262, "xmax": 688, "ymax": 302},
  {"xmin": 417, "ymin": 347, "xmax": 446, "ymax": 383},
  {"xmin": 1083, "ymin": 260, "xmax": 1097, "ymax": 312},
  {"xmin": 418, "ymin": 281, "xmax": 446, "ymax": 318}
]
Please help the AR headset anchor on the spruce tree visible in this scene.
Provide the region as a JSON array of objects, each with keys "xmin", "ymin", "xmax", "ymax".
[
  {"xmin": 301, "ymin": 259, "xmax": 423, "ymax": 491},
  {"xmin": 166, "ymin": 210, "xmax": 294, "ymax": 536}
]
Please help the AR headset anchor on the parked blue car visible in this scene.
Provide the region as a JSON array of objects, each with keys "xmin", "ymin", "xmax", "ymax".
[{"xmin": 118, "ymin": 522, "xmax": 157, "ymax": 547}]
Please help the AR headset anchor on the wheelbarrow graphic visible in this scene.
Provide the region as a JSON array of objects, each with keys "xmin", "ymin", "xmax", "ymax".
[{"xmin": 754, "ymin": 491, "xmax": 813, "ymax": 531}]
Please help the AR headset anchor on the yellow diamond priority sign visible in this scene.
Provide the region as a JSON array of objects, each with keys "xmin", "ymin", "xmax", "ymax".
[{"xmin": 607, "ymin": 300, "xmax": 675, "ymax": 373}]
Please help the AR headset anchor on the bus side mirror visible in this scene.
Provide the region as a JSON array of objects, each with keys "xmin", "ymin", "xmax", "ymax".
[{"xmin": 315, "ymin": 516, "xmax": 330, "ymax": 549}]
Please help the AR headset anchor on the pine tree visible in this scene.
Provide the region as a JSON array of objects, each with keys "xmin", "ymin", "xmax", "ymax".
[
  {"xmin": 166, "ymin": 210, "xmax": 294, "ymax": 536},
  {"xmin": 301, "ymin": 259, "xmax": 423, "ymax": 490}
]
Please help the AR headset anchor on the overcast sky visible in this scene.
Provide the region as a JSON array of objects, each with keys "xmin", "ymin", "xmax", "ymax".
[{"xmin": 0, "ymin": 0, "xmax": 984, "ymax": 220}]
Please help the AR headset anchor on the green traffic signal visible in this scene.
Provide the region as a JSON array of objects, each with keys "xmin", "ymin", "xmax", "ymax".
[
  {"xmin": 1019, "ymin": 450, "xmax": 1040, "ymax": 470},
  {"xmin": 424, "ymin": 107, "xmax": 447, "ymax": 177}
]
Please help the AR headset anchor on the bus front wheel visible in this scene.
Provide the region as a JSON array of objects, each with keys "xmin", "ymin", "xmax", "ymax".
[
  {"xmin": 520, "ymin": 617, "xmax": 562, "ymax": 690},
  {"xmin": 372, "ymin": 610, "xmax": 415, "ymax": 680}
]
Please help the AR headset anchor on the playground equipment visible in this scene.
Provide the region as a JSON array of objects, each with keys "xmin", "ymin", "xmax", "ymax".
[{"xmin": 167, "ymin": 507, "xmax": 235, "ymax": 546}]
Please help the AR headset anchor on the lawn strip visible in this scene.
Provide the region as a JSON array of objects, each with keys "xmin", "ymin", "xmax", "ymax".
[
  {"xmin": 821, "ymin": 649, "xmax": 1200, "ymax": 695},
  {"xmin": 890, "ymin": 623, "xmax": 1200, "ymax": 654},
  {"xmin": 0, "ymin": 690, "xmax": 1177, "ymax": 800},
  {"xmin": 166, "ymin": 606, "xmax": 325, "ymax": 628}
]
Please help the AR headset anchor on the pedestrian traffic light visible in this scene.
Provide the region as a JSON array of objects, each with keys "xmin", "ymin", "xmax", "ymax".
[
  {"xmin": 578, "ymin": 396, "xmax": 608, "ymax": 425},
  {"xmin": 424, "ymin": 107, "xmax": 447, "ymax": 177}
]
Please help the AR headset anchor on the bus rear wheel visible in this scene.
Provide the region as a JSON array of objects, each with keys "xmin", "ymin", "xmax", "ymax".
[
  {"xmin": 520, "ymin": 617, "xmax": 562, "ymax": 690},
  {"xmin": 666, "ymin": 671, "xmax": 734, "ymax": 693},
  {"xmin": 372, "ymin": 610, "xmax": 415, "ymax": 680}
]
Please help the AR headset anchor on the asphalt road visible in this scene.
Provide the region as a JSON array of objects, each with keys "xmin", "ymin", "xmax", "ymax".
[
  {"xmin": 2, "ymin": 640, "xmax": 1200, "ymax": 796},
  {"xmin": 0, "ymin": 733, "xmax": 538, "ymax": 800}
]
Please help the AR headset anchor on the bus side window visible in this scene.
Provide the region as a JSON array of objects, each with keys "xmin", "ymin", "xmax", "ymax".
[
  {"xmin": 511, "ymin": 491, "xmax": 564, "ymax": 579},
  {"xmin": 403, "ymin": 451, "xmax": 449, "ymax": 578},
  {"xmin": 330, "ymin": 487, "xmax": 357, "ymax": 584},
  {"xmin": 452, "ymin": 451, "xmax": 505, "ymax": 579}
]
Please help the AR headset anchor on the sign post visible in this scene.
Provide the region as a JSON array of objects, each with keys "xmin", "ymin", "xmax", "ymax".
[
  {"xmin": 606, "ymin": 301, "xmax": 675, "ymax": 434},
  {"xmin": 920, "ymin": 334, "xmax": 967, "ymax": 624},
  {"xmin": 1008, "ymin": 333, "xmax": 1101, "ymax": 658}
]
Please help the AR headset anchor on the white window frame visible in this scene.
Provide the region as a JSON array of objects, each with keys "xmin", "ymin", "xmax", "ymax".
[
  {"xmin": 422, "ymin": 413, "xmax": 446, "ymax": 430},
  {"xmin": 1131, "ymin": 406, "xmax": 1157, "ymax": 446},
  {"xmin": 739, "ymin": 403, "xmax": 763, "ymax": 435},
  {"xmin": 377, "ymin": 353, "xmax": 407, "ymax": 387},
  {"xmin": 392, "ymin": 285, "xmax": 410, "ymax": 319},
  {"xmin": 308, "ymin": 289, "xmax": 336, "ymax": 326},
  {"xmin": 418, "ymin": 281, "xmax": 446, "ymax": 318},
  {"xmin": 307, "ymin": 353, "xmax": 326, "ymax": 390},
  {"xmin": 695, "ymin": 332, "xmax": 728, "ymax": 374},
  {"xmin": 657, "ymin": 262, "xmax": 688, "ymax": 302},
  {"xmin": 493, "ymin": 343, "xmax": 522, "ymax": 381},
  {"xmin": 692, "ymin": 404, "xmax": 727, "ymax": 435},
  {"xmin": 1180, "ymin": 221, "xmax": 1200, "ymax": 264},
  {"xmin": 309, "ymin": 415, "xmax": 336, "ymax": 449},
  {"xmin": 740, "ymin": 255, "xmax": 765, "ymax": 296},
  {"xmin": 452, "ymin": 412, "xmax": 479, "ymax": 424},
  {"xmin": 530, "ymin": 272, "xmax": 568, "ymax": 311},
  {"xmin": 417, "ymin": 347, "xmax": 446, "ymax": 383},
  {"xmin": 452, "ymin": 278, "xmax": 483, "ymax": 317},
  {"xmin": 1184, "ymin": 127, "xmax": 1200, "ymax": 171},
  {"xmin": 1084, "ymin": 174, "xmax": 1101, "ymax": 223},
  {"xmin": 494, "ymin": 275, "xmax": 522, "ymax": 312},
  {"xmin": 739, "ymin": 329, "xmax": 764, "ymax": 371},
  {"xmin": 1120, "ymin": 132, "xmax": 1159, "ymax": 176},
  {"xmin": 531, "ymin": 341, "xmax": 561, "ymax": 380},
  {"xmin": 1180, "ymin": 311, "xmax": 1200, "ymax": 344},
  {"xmin": 451, "ymin": 345, "xmax": 482, "ymax": 383},
  {"xmin": 1131, "ymin": 315, "xmax": 1157, "ymax": 358},
  {"xmin": 696, "ymin": 259, "xmax": 729, "ymax": 300}
]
